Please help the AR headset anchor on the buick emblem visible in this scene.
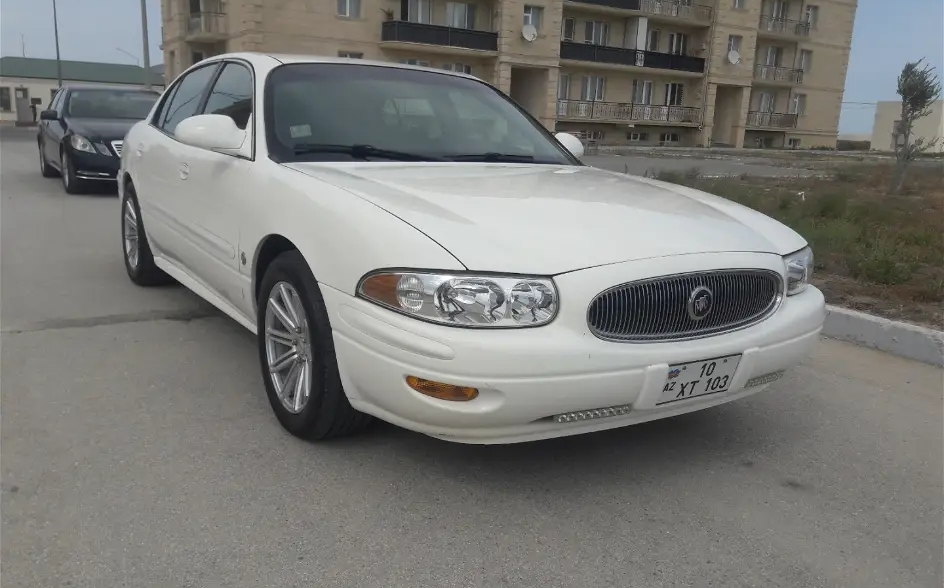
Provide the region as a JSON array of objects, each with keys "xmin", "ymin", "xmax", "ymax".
[{"xmin": 687, "ymin": 286, "xmax": 713, "ymax": 321}]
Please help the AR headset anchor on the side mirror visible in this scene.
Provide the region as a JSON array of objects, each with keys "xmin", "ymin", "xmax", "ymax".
[
  {"xmin": 555, "ymin": 132, "xmax": 585, "ymax": 158},
  {"xmin": 40, "ymin": 109, "xmax": 58, "ymax": 121},
  {"xmin": 175, "ymin": 114, "xmax": 246, "ymax": 152}
]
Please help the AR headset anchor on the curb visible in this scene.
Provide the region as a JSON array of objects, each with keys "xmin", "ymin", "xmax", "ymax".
[{"xmin": 823, "ymin": 305, "xmax": 944, "ymax": 367}]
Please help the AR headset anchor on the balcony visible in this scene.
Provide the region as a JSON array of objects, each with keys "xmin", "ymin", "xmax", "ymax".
[
  {"xmin": 746, "ymin": 111, "xmax": 798, "ymax": 129},
  {"xmin": 381, "ymin": 21, "xmax": 498, "ymax": 53},
  {"xmin": 557, "ymin": 100, "xmax": 703, "ymax": 124},
  {"xmin": 758, "ymin": 15, "xmax": 811, "ymax": 38},
  {"xmin": 639, "ymin": 0, "xmax": 712, "ymax": 22},
  {"xmin": 567, "ymin": 0, "xmax": 712, "ymax": 22},
  {"xmin": 560, "ymin": 41, "xmax": 705, "ymax": 74},
  {"xmin": 184, "ymin": 12, "xmax": 227, "ymax": 42},
  {"xmin": 753, "ymin": 64, "xmax": 804, "ymax": 84}
]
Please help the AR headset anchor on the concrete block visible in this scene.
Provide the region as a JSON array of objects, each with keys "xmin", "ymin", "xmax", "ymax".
[{"xmin": 823, "ymin": 305, "xmax": 944, "ymax": 367}]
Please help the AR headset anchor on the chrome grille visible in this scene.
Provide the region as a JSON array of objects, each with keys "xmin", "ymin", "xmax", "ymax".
[
  {"xmin": 111, "ymin": 141, "xmax": 123, "ymax": 157},
  {"xmin": 587, "ymin": 269, "xmax": 783, "ymax": 342}
]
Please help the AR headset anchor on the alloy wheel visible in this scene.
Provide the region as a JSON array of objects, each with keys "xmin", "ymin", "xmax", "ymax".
[
  {"xmin": 61, "ymin": 153, "xmax": 70, "ymax": 188},
  {"xmin": 122, "ymin": 199, "xmax": 140, "ymax": 270},
  {"xmin": 264, "ymin": 281, "xmax": 314, "ymax": 414}
]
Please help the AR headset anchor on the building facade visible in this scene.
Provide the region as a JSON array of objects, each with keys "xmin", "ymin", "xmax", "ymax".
[
  {"xmin": 871, "ymin": 100, "xmax": 944, "ymax": 154},
  {"xmin": 160, "ymin": 0, "xmax": 856, "ymax": 148},
  {"xmin": 0, "ymin": 57, "xmax": 164, "ymax": 124}
]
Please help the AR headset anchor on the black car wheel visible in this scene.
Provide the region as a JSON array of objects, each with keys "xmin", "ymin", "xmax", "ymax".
[
  {"xmin": 256, "ymin": 250, "xmax": 372, "ymax": 441},
  {"xmin": 38, "ymin": 140, "xmax": 58, "ymax": 178},
  {"xmin": 60, "ymin": 149, "xmax": 85, "ymax": 194}
]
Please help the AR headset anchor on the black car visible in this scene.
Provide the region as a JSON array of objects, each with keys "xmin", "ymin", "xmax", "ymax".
[{"xmin": 37, "ymin": 85, "xmax": 160, "ymax": 194}]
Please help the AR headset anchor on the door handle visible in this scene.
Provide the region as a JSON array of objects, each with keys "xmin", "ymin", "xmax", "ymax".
[{"xmin": 178, "ymin": 162, "xmax": 190, "ymax": 180}]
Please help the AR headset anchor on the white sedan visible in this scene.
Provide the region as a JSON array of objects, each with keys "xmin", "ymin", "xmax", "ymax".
[{"xmin": 118, "ymin": 52, "xmax": 825, "ymax": 444}]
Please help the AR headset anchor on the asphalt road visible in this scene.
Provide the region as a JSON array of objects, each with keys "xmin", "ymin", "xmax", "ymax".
[{"xmin": 2, "ymin": 127, "xmax": 941, "ymax": 588}]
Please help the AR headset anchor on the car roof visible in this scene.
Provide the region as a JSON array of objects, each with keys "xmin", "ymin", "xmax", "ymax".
[
  {"xmin": 199, "ymin": 51, "xmax": 479, "ymax": 82},
  {"xmin": 62, "ymin": 84, "xmax": 161, "ymax": 93}
]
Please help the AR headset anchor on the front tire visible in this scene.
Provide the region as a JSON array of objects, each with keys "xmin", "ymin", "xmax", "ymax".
[
  {"xmin": 60, "ymin": 149, "xmax": 85, "ymax": 194},
  {"xmin": 257, "ymin": 251, "xmax": 372, "ymax": 441},
  {"xmin": 121, "ymin": 183, "xmax": 172, "ymax": 286},
  {"xmin": 39, "ymin": 141, "xmax": 57, "ymax": 178}
]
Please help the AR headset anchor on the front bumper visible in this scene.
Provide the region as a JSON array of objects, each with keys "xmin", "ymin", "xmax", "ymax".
[
  {"xmin": 71, "ymin": 149, "xmax": 120, "ymax": 181},
  {"xmin": 324, "ymin": 252, "xmax": 826, "ymax": 444}
]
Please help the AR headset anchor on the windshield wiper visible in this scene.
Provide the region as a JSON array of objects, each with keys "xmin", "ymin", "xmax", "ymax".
[
  {"xmin": 444, "ymin": 153, "xmax": 536, "ymax": 163},
  {"xmin": 293, "ymin": 143, "xmax": 444, "ymax": 162}
]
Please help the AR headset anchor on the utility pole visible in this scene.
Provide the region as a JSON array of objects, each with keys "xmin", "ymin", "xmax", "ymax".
[
  {"xmin": 140, "ymin": 0, "xmax": 152, "ymax": 90},
  {"xmin": 21, "ymin": 33, "xmax": 26, "ymax": 57},
  {"xmin": 52, "ymin": 0, "xmax": 62, "ymax": 87}
]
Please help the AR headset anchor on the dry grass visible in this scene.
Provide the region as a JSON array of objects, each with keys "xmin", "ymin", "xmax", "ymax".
[{"xmin": 653, "ymin": 164, "xmax": 944, "ymax": 328}]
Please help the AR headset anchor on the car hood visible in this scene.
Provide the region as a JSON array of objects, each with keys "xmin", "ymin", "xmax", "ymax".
[
  {"xmin": 284, "ymin": 162, "xmax": 807, "ymax": 275},
  {"xmin": 68, "ymin": 118, "xmax": 138, "ymax": 141}
]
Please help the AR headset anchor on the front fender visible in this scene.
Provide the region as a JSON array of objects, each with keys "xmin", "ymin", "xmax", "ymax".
[{"xmin": 242, "ymin": 162, "xmax": 466, "ymax": 300}]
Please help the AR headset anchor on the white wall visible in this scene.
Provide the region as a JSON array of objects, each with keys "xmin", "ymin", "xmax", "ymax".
[
  {"xmin": 0, "ymin": 77, "xmax": 165, "ymax": 123},
  {"xmin": 870, "ymin": 100, "xmax": 944, "ymax": 153}
]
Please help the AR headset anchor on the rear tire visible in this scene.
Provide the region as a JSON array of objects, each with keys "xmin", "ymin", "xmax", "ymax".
[
  {"xmin": 121, "ymin": 183, "xmax": 172, "ymax": 286},
  {"xmin": 256, "ymin": 250, "xmax": 372, "ymax": 440}
]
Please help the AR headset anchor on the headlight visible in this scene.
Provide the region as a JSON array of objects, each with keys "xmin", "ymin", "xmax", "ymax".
[
  {"xmin": 70, "ymin": 134, "xmax": 95, "ymax": 154},
  {"xmin": 357, "ymin": 270, "xmax": 559, "ymax": 328},
  {"xmin": 784, "ymin": 246, "xmax": 813, "ymax": 295}
]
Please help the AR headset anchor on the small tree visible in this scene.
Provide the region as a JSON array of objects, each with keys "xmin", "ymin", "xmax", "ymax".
[{"xmin": 891, "ymin": 58, "xmax": 942, "ymax": 193}]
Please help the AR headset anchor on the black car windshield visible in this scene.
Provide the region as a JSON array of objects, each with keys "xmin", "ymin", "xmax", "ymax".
[
  {"xmin": 264, "ymin": 63, "xmax": 578, "ymax": 165},
  {"xmin": 67, "ymin": 89, "xmax": 159, "ymax": 119}
]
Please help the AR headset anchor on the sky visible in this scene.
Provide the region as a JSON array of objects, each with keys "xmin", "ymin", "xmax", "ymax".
[{"xmin": 1, "ymin": 0, "xmax": 942, "ymax": 134}]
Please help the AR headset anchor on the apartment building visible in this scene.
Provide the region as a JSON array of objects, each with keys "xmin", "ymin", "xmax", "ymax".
[{"xmin": 160, "ymin": 0, "xmax": 857, "ymax": 148}]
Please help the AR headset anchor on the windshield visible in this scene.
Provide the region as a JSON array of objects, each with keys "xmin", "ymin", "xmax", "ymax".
[
  {"xmin": 264, "ymin": 63, "xmax": 578, "ymax": 165},
  {"xmin": 67, "ymin": 89, "xmax": 159, "ymax": 119}
]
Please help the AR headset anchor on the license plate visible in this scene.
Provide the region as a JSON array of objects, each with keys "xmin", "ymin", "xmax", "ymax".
[{"xmin": 657, "ymin": 354, "xmax": 742, "ymax": 406}]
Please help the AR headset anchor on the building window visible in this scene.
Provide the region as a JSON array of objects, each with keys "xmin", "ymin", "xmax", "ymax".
[
  {"xmin": 647, "ymin": 29, "xmax": 660, "ymax": 52},
  {"xmin": 584, "ymin": 21, "xmax": 610, "ymax": 46},
  {"xmin": 580, "ymin": 75, "xmax": 605, "ymax": 101},
  {"xmin": 192, "ymin": 51, "xmax": 205, "ymax": 65},
  {"xmin": 587, "ymin": 130, "xmax": 604, "ymax": 140},
  {"xmin": 338, "ymin": 51, "xmax": 363, "ymax": 58},
  {"xmin": 788, "ymin": 138, "xmax": 801, "ymax": 149},
  {"xmin": 523, "ymin": 5, "xmax": 543, "ymax": 31},
  {"xmin": 727, "ymin": 35, "xmax": 742, "ymax": 54},
  {"xmin": 406, "ymin": 0, "xmax": 432, "ymax": 23},
  {"xmin": 804, "ymin": 5, "xmax": 819, "ymax": 28},
  {"xmin": 733, "ymin": 0, "xmax": 745, "ymax": 8},
  {"xmin": 790, "ymin": 93, "xmax": 806, "ymax": 115},
  {"xmin": 337, "ymin": 0, "xmax": 361, "ymax": 18},
  {"xmin": 401, "ymin": 58, "xmax": 431, "ymax": 67},
  {"xmin": 660, "ymin": 132, "xmax": 680, "ymax": 144},
  {"xmin": 665, "ymin": 83, "xmax": 684, "ymax": 106},
  {"xmin": 628, "ymin": 131, "xmax": 649, "ymax": 141},
  {"xmin": 632, "ymin": 80, "xmax": 653, "ymax": 104},
  {"xmin": 446, "ymin": 2, "xmax": 476, "ymax": 29},
  {"xmin": 442, "ymin": 63, "xmax": 472, "ymax": 74},
  {"xmin": 558, "ymin": 74, "xmax": 570, "ymax": 101},
  {"xmin": 758, "ymin": 91, "xmax": 776, "ymax": 113},
  {"xmin": 798, "ymin": 49, "xmax": 813, "ymax": 72},
  {"xmin": 765, "ymin": 45, "xmax": 783, "ymax": 67},
  {"xmin": 0, "ymin": 87, "xmax": 10, "ymax": 112},
  {"xmin": 667, "ymin": 32, "xmax": 688, "ymax": 56},
  {"xmin": 561, "ymin": 17, "xmax": 575, "ymax": 41}
]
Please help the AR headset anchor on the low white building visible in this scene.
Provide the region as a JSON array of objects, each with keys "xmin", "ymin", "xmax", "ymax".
[
  {"xmin": 0, "ymin": 57, "xmax": 165, "ymax": 124},
  {"xmin": 871, "ymin": 100, "xmax": 944, "ymax": 153}
]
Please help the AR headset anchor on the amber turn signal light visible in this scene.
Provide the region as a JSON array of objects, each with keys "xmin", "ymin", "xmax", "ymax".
[{"xmin": 406, "ymin": 376, "xmax": 479, "ymax": 402}]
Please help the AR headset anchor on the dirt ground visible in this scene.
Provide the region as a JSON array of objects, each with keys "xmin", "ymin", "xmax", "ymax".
[{"xmin": 654, "ymin": 163, "xmax": 944, "ymax": 328}]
